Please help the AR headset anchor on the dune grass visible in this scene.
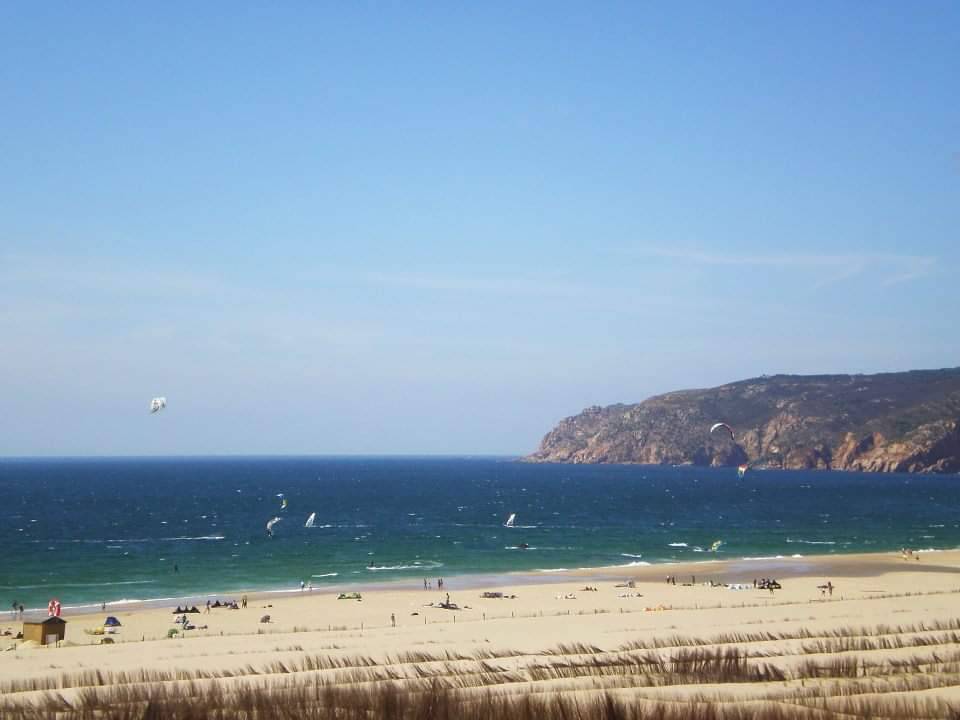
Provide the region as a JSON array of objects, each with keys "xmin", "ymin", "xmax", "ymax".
[{"xmin": 4, "ymin": 618, "xmax": 960, "ymax": 718}]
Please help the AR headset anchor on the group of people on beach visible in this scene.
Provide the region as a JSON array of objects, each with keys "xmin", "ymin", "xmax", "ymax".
[
  {"xmin": 423, "ymin": 577, "xmax": 444, "ymax": 590},
  {"xmin": 9, "ymin": 602, "xmax": 24, "ymax": 620},
  {"xmin": 663, "ymin": 575, "xmax": 700, "ymax": 586},
  {"xmin": 754, "ymin": 578, "xmax": 781, "ymax": 593}
]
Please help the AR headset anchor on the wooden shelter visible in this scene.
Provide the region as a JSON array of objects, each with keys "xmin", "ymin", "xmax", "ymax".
[{"xmin": 22, "ymin": 616, "xmax": 66, "ymax": 646}]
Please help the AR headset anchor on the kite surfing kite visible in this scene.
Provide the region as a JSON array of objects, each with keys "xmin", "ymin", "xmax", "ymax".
[
  {"xmin": 266, "ymin": 517, "xmax": 282, "ymax": 537},
  {"xmin": 709, "ymin": 422, "xmax": 734, "ymax": 440},
  {"xmin": 150, "ymin": 397, "xmax": 167, "ymax": 414},
  {"xmin": 710, "ymin": 423, "xmax": 748, "ymax": 478}
]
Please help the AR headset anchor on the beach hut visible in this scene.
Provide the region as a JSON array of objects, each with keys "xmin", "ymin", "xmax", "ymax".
[{"xmin": 22, "ymin": 617, "xmax": 67, "ymax": 646}]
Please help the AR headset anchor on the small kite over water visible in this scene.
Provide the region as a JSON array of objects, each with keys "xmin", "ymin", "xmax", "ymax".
[{"xmin": 150, "ymin": 397, "xmax": 167, "ymax": 414}]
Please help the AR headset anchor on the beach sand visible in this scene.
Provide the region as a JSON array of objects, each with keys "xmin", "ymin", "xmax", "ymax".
[{"xmin": 3, "ymin": 549, "xmax": 960, "ymax": 715}]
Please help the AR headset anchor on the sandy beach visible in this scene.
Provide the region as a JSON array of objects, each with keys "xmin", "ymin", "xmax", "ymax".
[{"xmin": 3, "ymin": 549, "xmax": 960, "ymax": 716}]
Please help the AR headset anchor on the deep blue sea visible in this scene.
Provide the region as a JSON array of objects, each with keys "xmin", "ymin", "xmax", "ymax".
[{"xmin": 1, "ymin": 457, "xmax": 958, "ymax": 611}]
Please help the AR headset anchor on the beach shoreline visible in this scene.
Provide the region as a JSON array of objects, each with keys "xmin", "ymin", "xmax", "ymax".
[
  {"xmin": 6, "ymin": 546, "xmax": 960, "ymax": 716},
  {"xmin": 27, "ymin": 546, "xmax": 959, "ymax": 622}
]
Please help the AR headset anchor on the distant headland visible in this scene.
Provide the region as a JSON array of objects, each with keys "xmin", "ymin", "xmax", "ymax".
[{"xmin": 526, "ymin": 368, "xmax": 960, "ymax": 473}]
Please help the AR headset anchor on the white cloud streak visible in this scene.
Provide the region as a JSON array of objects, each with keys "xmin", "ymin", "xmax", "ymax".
[{"xmin": 632, "ymin": 246, "xmax": 939, "ymax": 286}]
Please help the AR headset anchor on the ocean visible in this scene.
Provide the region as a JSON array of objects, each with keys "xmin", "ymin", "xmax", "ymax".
[{"xmin": 1, "ymin": 457, "xmax": 957, "ymax": 611}]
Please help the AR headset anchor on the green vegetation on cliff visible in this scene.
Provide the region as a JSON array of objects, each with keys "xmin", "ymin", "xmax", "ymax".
[{"xmin": 527, "ymin": 368, "xmax": 960, "ymax": 473}]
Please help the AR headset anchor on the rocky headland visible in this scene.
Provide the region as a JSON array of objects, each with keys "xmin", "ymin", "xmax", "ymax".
[{"xmin": 527, "ymin": 368, "xmax": 960, "ymax": 473}]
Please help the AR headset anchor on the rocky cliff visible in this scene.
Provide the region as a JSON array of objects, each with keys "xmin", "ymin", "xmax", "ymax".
[{"xmin": 526, "ymin": 368, "xmax": 960, "ymax": 473}]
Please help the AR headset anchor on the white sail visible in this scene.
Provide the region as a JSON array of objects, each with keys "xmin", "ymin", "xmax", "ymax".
[
  {"xmin": 504, "ymin": 513, "xmax": 516, "ymax": 528},
  {"xmin": 305, "ymin": 512, "xmax": 316, "ymax": 528},
  {"xmin": 266, "ymin": 516, "xmax": 282, "ymax": 536},
  {"xmin": 150, "ymin": 397, "xmax": 167, "ymax": 414}
]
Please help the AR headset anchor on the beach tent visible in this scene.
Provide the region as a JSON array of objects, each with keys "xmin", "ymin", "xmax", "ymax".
[{"xmin": 103, "ymin": 616, "xmax": 121, "ymax": 627}]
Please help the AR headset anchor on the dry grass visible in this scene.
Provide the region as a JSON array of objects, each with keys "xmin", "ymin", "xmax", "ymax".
[{"xmin": 4, "ymin": 618, "xmax": 960, "ymax": 718}]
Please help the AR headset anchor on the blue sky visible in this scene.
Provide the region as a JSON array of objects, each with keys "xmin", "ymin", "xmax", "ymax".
[{"xmin": 1, "ymin": 2, "xmax": 957, "ymax": 456}]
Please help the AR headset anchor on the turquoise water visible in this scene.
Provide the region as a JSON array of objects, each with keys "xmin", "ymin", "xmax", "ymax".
[{"xmin": 1, "ymin": 457, "xmax": 958, "ymax": 610}]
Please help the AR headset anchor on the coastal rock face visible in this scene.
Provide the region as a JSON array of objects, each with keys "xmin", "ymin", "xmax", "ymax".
[{"xmin": 527, "ymin": 368, "xmax": 960, "ymax": 473}]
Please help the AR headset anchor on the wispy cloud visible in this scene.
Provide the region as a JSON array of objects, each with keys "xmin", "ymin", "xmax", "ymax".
[
  {"xmin": 364, "ymin": 268, "xmax": 589, "ymax": 299},
  {"xmin": 632, "ymin": 246, "xmax": 939, "ymax": 286}
]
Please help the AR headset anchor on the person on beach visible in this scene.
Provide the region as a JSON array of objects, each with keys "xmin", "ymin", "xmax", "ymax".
[
  {"xmin": 10, "ymin": 602, "xmax": 16, "ymax": 620},
  {"xmin": 391, "ymin": 613, "xmax": 396, "ymax": 627},
  {"xmin": 423, "ymin": 578, "xmax": 427, "ymax": 590},
  {"xmin": 205, "ymin": 600, "xmax": 211, "ymax": 614},
  {"xmin": 827, "ymin": 581, "xmax": 833, "ymax": 596},
  {"xmin": 241, "ymin": 595, "xmax": 247, "ymax": 609},
  {"xmin": 300, "ymin": 580, "xmax": 305, "ymax": 591}
]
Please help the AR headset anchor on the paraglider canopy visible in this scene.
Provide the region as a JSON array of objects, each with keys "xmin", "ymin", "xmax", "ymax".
[{"xmin": 150, "ymin": 397, "xmax": 167, "ymax": 414}]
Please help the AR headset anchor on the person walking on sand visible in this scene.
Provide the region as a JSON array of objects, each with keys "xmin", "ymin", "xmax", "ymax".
[
  {"xmin": 205, "ymin": 600, "xmax": 211, "ymax": 614},
  {"xmin": 827, "ymin": 581, "xmax": 833, "ymax": 596},
  {"xmin": 423, "ymin": 578, "xmax": 428, "ymax": 590},
  {"xmin": 300, "ymin": 580, "xmax": 305, "ymax": 591},
  {"xmin": 242, "ymin": 595, "xmax": 247, "ymax": 609},
  {"xmin": 391, "ymin": 613, "xmax": 396, "ymax": 627}
]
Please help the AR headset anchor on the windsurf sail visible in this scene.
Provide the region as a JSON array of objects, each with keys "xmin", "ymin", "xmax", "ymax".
[
  {"xmin": 504, "ymin": 513, "xmax": 516, "ymax": 528},
  {"xmin": 266, "ymin": 516, "xmax": 282, "ymax": 537},
  {"xmin": 150, "ymin": 397, "xmax": 167, "ymax": 414},
  {"xmin": 710, "ymin": 540, "xmax": 723, "ymax": 552},
  {"xmin": 737, "ymin": 464, "xmax": 748, "ymax": 479},
  {"xmin": 281, "ymin": 497, "xmax": 288, "ymax": 510},
  {"xmin": 304, "ymin": 512, "xmax": 316, "ymax": 528}
]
